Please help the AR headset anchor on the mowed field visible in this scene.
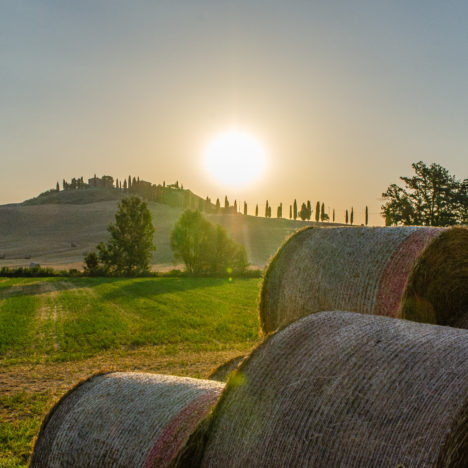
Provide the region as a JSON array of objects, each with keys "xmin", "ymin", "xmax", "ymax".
[
  {"xmin": 0, "ymin": 276, "xmax": 262, "ymax": 467},
  {"xmin": 0, "ymin": 194, "xmax": 321, "ymax": 269}
]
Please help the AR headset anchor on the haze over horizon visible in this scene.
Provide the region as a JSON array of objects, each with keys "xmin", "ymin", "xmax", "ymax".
[{"xmin": 2, "ymin": 0, "xmax": 468, "ymax": 225}]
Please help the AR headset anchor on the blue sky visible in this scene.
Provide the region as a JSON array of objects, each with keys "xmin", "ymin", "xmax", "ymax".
[{"xmin": 1, "ymin": 1, "xmax": 467, "ymax": 224}]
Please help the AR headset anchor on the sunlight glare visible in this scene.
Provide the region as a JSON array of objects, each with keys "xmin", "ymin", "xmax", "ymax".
[{"xmin": 203, "ymin": 130, "xmax": 267, "ymax": 187}]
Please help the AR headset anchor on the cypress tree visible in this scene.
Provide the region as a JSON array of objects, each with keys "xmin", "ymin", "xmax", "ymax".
[
  {"xmin": 244, "ymin": 201, "xmax": 248, "ymax": 215},
  {"xmin": 255, "ymin": 204, "xmax": 259, "ymax": 216},
  {"xmin": 289, "ymin": 205, "xmax": 292, "ymax": 219},
  {"xmin": 224, "ymin": 196, "xmax": 229, "ymax": 208},
  {"xmin": 216, "ymin": 198, "xmax": 221, "ymax": 212},
  {"xmin": 293, "ymin": 199, "xmax": 298, "ymax": 220},
  {"xmin": 128, "ymin": 176, "xmax": 132, "ymax": 188},
  {"xmin": 306, "ymin": 200, "xmax": 312, "ymax": 220},
  {"xmin": 123, "ymin": 179, "xmax": 127, "ymax": 190},
  {"xmin": 315, "ymin": 201, "xmax": 320, "ymax": 222},
  {"xmin": 333, "ymin": 209, "xmax": 335, "ymax": 223},
  {"xmin": 345, "ymin": 209, "xmax": 349, "ymax": 224},
  {"xmin": 350, "ymin": 207, "xmax": 354, "ymax": 225},
  {"xmin": 56, "ymin": 181, "xmax": 60, "ymax": 191},
  {"xmin": 365, "ymin": 206, "xmax": 369, "ymax": 225},
  {"xmin": 234, "ymin": 200, "xmax": 238, "ymax": 212},
  {"xmin": 320, "ymin": 202, "xmax": 325, "ymax": 222},
  {"xmin": 277, "ymin": 203, "xmax": 283, "ymax": 218},
  {"xmin": 265, "ymin": 200, "xmax": 269, "ymax": 218}
]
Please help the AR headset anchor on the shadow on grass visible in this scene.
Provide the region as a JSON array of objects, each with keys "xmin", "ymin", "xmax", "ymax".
[
  {"xmin": 0, "ymin": 280, "xmax": 87, "ymax": 299},
  {"xmin": 98, "ymin": 276, "xmax": 232, "ymax": 301}
]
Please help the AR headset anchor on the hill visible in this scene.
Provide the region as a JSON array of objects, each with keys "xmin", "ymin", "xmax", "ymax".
[{"xmin": 0, "ymin": 189, "xmax": 334, "ymax": 269}]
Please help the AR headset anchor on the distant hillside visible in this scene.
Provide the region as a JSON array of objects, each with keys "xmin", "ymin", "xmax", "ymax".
[{"xmin": 1, "ymin": 187, "xmax": 339, "ymax": 270}]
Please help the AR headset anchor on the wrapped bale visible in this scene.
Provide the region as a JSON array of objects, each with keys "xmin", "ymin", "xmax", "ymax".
[
  {"xmin": 177, "ymin": 312, "xmax": 468, "ymax": 468},
  {"xmin": 260, "ymin": 226, "xmax": 468, "ymax": 333},
  {"xmin": 31, "ymin": 372, "xmax": 224, "ymax": 468}
]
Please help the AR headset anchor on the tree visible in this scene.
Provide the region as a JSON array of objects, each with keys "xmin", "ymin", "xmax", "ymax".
[
  {"xmin": 171, "ymin": 210, "xmax": 248, "ymax": 274},
  {"xmin": 293, "ymin": 199, "xmax": 298, "ymax": 220},
  {"xmin": 315, "ymin": 201, "xmax": 320, "ymax": 222},
  {"xmin": 345, "ymin": 209, "xmax": 349, "ymax": 224},
  {"xmin": 265, "ymin": 200, "xmax": 269, "ymax": 218},
  {"xmin": 277, "ymin": 203, "xmax": 283, "ymax": 218},
  {"xmin": 255, "ymin": 204, "xmax": 259, "ymax": 216},
  {"xmin": 365, "ymin": 206, "xmax": 369, "ymax": 225},
  {"xmin": 224, "ymin": 196, "xmax": 229, "ymax": 209},
  {"xmin": 381, "ymin": 161, "xmax": 467, "ymax": 226},
  {"xmin": 234, "ymin": 200, "xmax": 238, "ymax": 212},
  {"xmin": 244, "ymin": 201, "xmax": 248, "ymax": 215},
  {"xmin": 123, "ymin": 179, "xmax": 127, "ymax": 190},
  {"xmin": 320, "ymin": 202, "xmax": 325, "ymax": 222},
  {"xmin": 86, "ymin": 196, "xmax": 155, "ymax": 275},
  {"xmin": 333, "ymin": 209, "xmax": 335, "ymax": 223},
  {"xmin": 299, "ymin": 202, "xmax": 309, "ymax": 221},
  {"xmin": 350, "ymin": 207, "xmax": 354, "ymax": 225},
  {"xmin": 289, "ymin": 205, "xmax": 292, "ymax": 219},
  {"xmin": 306, "ymin": 201, "xmax": 312, "ymax": 221},
  {"xmin": 56, "ymin": 181, "xmax": 60, "ymax": 191},
  {"xmin": 216, "ymin": 198, "xmax": 221, "ymax": 212}
]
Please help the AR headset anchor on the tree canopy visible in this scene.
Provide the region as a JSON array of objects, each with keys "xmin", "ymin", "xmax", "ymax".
[
  {"xmin": 171, "ymin": 210, "xmax": 248, "ymax": 275},
  {"xmin": 381, "ymin": 161, "xmax": 467, "ymax": 226},
  {"xmin": 84, "ymin": 196, "xmax": 155, "ymax": 275}
]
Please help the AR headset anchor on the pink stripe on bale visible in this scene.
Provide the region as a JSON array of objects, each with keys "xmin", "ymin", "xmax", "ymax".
[
  {"xmin": 144, "ymin": 389, "xmax": 222, "ymax": 467},
  {"xmin": 374, "ymin": 228, "xmax": 441, "ymax": 318}
]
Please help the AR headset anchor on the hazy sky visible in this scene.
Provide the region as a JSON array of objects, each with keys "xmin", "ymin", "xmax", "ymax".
[{"xmin": 2, "ymin": 0, "xmax": 467, "ymax": 224}]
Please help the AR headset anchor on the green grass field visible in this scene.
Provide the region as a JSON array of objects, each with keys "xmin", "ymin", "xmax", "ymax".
[{"xmin": 0, "ymin": 276, "xmax": 261, "ymax": 467}]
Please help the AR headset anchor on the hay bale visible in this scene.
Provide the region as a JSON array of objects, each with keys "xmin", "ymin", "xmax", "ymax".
[
  {"xmin": 178, "ymin": 312, "xmax": 468, "ymax": 467},
  {"xmin": 31, "ymin": 372, "xmax": 224, "ymax": 468},
  {"xmin": 208, "ymin": 356, "xmax": 245, "ymax": 382},
  {"xmin": 260, "ymin": 226, "xmax": 468, "ymax": 333}
]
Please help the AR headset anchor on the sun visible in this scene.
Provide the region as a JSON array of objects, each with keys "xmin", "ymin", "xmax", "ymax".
[{"xmin": 203, "ymin": 130, "xmax": 267, "ymax": 187}]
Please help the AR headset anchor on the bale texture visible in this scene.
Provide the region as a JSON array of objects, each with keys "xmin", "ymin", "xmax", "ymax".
[
  {"xmin": 31, "ymin": 372, "xmax": 224, "ymax": 468},
  {"xmin": 184, "ymin": 312, "xmax": 468, "ymax": 468},
  {"xmin": 260, "ymin": 226, "xmax": 468, "ymax": 333}
]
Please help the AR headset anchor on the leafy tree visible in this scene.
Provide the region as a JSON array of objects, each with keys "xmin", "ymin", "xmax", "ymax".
[
  {"xmin": 350, "ymin": 207, "xmax": 354, "ymax": 225},
  {"xmin": 293, "ymin": 199, "xmax": 298, "ymax": 220},
  {"xmin": 86, "ymin": 196, "xmax": 155, "ymax": 275},
  {"xmin": 299, "ymin": 202, "xmax": 309, "ymax": 221},
  {"xmin": 365, "ymin": 206, "xmax": 369, "ymax": 225},
  {"xmin": 277, "ymin": 203, "xmax": 282, "ymax": 218},
  {"xmin": 345, "ymin": 209, "xmax": 349, "ymax": 224},
  {"xmin": 171, "ymin": 210, "xmax": 248, "ymax": 274},
  {"xmin": 315, "ymin": 201, "xmax": 320, "ymax": 222},
  {"xmin": 306, "ymin": 201, "xmax": 312, "ymax": 221},
  {"xmin": 381, "ymin": 161, "xmax": 467, "ymax": 226}
]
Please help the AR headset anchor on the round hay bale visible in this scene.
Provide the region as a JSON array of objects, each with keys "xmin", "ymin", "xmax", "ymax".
[
  {"xmin": 31, "ymin": 372, "xmax": 224, "ymax": 468},
  {"xmin": 208, "ymin": 356, "xmax": 245, "ymax": 382},
  {"xmin": 177, "ymin": 312, "xmax": 468, "ymax": 468},
  {"xmin": 260, "ymin": 226, "xmax": 468, "ymax": 333}
]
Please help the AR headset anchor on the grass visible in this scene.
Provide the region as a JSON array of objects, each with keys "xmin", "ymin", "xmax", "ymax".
[{"xmin": 0, "ymin": 276, "xmax": 261, "ymax": 467}]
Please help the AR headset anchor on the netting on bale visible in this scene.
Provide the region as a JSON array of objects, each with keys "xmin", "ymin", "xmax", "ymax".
[
  {"xmin": 260, "ymin": 226, "xmax": 468, "ymax": 333},
  {"xmin": 31, "ymin": 372, "xmax": 224, "ymax": 468},
  {"xmin": 174, "ymin": 312, "xmax": 468, "ymax": 468}
]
